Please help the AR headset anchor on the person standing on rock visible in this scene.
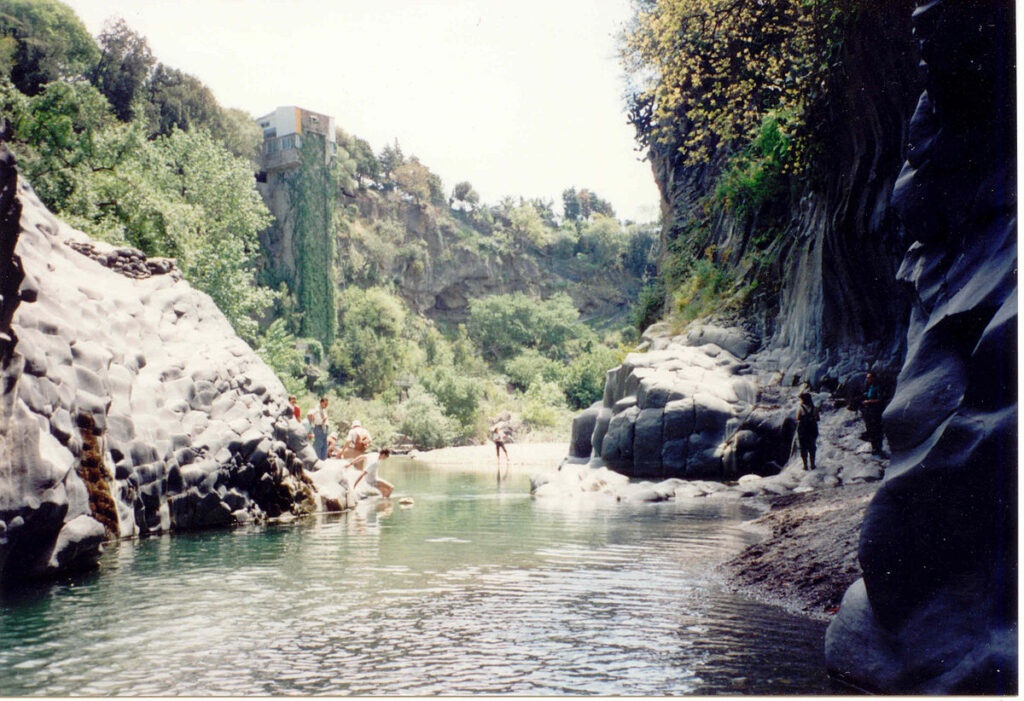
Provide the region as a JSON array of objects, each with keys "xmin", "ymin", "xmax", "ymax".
[
  {"xmin": 861, "ymin": 373, "xmax": 884, "ymax": 455},
  {"xmin": 796, "ymin": 392, "xmax": 819, "ymax": 470},
  {"xmin": 312, "ymin": 396, "xmax": 330, "ymax": 460}
]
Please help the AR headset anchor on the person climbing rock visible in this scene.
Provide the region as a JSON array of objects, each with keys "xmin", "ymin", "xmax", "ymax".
[
  {"xmin": 861, "ymin": 373, "xmax": 885, "ymax": 455},
  {"xmin": 796, "ymin": 391, "xmax": 819, "ymax": 470}
]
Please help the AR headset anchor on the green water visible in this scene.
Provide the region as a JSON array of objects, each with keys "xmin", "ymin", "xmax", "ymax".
[{"xmin": 0, "ymin": 458, "xmax": 832, "ymax": 695}]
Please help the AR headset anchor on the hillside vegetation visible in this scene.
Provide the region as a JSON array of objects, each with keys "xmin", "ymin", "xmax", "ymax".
[{"xmin": 0, "ymin": 0, "xmax": 659, "ymax": 448}]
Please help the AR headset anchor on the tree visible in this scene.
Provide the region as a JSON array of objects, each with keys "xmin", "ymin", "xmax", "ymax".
[
  {"xmin": 451, "ymin": 180, "xmax": 479, "ymax": 209},
  {"xmin": 466, "ymin": 292, "xmax": 588, "ymax": 361},
  {"xmin": 145, "ymin": 63, "xmax": 222, "ymax": 137},
  {"xmin": 562, "ymin": 187, "xmax": 580, "ymax": 221},
  {"xmin": 378, "ymin": 139, "xmax": 403, "ymax": 181},
  {"xmin": 560, "ymin": 345, "xmax": 622, "ymax": 409},
  {"xmin": 0, "ymin": 0, "xmax": 99, "ymax": 95},
  {"xmin": 89, "ymin": 18, "xmax": 154, "ymax": 122},
  {"xmin": 329, "ymin": 287, "xmax": 408, "ymax": 396},
  {"xmin": 578, "ymin": 214, "xmax": 626, "ymax": 263}
]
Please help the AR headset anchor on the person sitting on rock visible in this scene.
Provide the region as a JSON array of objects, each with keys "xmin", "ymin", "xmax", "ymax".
[
  {"xmin": 352, "ymin": 447, "xmax": 394, "ymax": 498},
  {"xmin": 326, "ymin": 431, "xmax": 339, "ymax": 458},
  {"xmin": 796, "ymin": 391, "xmax": 819, "ymax": 470},
  {"xmin": 343, "ymin": 420, "xmax": 372, "ymax": 468}
]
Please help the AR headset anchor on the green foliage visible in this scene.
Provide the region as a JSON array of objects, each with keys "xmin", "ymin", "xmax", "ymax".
[
  {"xmin": 713, "ymin": 110, "xmax": 795, "ymax": 219},
  {"xmin": 560, "ymin": 345, "xmax": 623, "ymax": 409},
  {"xmin": 0, "ymin": 0, "xmax": 99, "ymax": 95},
  {"xmin": 672, "ymin": 253, "xmax": 743, "ymax": 322},
  {"xmin": 451, "ymin": 180, "xmax": 479, "ymax": 209},
  {"xmin": 562, "ymin": 186, "xmax": 615, "ymax": 221},
  {"xmin": 377, "ymin": 139, "xmax": 403, "ymax": 181},
  {"xmin": 421, "ymin": 365, "xmax": 482, "ymax": 430},
  {"xmin": 396, "ymin": 385, "xmax": 457, "ymax": 449},
  {"xmin": 521, "ymin": 380, "xmax": 569, "ymax": 429},
  {"xmin": 144, "ymin": 63, "xmax": 222, "ymax": 137},
  {"xmin": 632, "ymin": 280, "xmax": 666, "ymax": 334},
  {"xmin": 393, "ymin": 156, "xmax": 444, "ymax": 206},
  {"xmin": 89, "ymin": 19, "xmax": 154, "ymax": 122},
  {"xmin": 577, "ymin": 214, "xmax": 626, "ymax": 262},
  {"xmin": 256, "ymin": 319, "xmax": 306, "ymax": 395},
  {"xmin": 622, "ymin": 0, "xmax": 849, "ymax": 166},
  {"xmin": 503, "ymin": 349, "xmax": 563, "ymax": 392},
  {"xmin": 466, "ymin": 292, "xmax": 589, "ymax": 362},
  {"xmin": 290, "ymin": 132, "xmax": 338, "ymax": 346},
  {"xmin": 329, "ymin": 287, "xmax": 408, "ymax": 396}
]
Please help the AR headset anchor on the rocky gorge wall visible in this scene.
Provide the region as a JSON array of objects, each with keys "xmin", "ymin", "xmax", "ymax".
[
  {"xmin": 569, "ymin": 0, "xmax": 1014, "ymax": 692},
  {"xmin": 825, "ymin": 0, "xmax": 1017, "ymax": 693},
  {"xmin": 650, "ymin": 0, "xmax": 921, "ymax": 382},
  {"xmin": 0, "ymin": 148, "xmax": 353, "ymax": 585}
]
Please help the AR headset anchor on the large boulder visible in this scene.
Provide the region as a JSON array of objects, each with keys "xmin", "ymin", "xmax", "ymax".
[{"xmin": 0, "ymin": 168, "xmax": 334, "ymax": 584}]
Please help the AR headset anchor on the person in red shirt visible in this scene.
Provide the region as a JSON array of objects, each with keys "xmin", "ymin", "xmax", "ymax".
[{"xmin": 288, "ymin": 395, "xmax": 301, "ymax": 421}]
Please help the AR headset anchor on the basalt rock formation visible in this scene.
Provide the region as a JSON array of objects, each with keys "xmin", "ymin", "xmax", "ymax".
[
  {"xmin": 825, "ymin": 1, "xmax": 1017, "ymax": 693},
  {"xmin": 0, "ymin": 152, "xmax": 350, "ymax": 585}
]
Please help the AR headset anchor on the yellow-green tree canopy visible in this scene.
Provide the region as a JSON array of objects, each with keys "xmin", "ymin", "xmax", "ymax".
[{"xmin": 622, "ymin": 0, "xmax": 848, "ymax": 166}]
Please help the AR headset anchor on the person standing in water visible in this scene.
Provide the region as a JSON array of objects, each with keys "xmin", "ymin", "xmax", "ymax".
[
  {"xmin": 796, "ymin": 391, "xmax": 819, "ymax": 470},
  {"xmin": 490, "ymin": 422, "xmax": 510, "ymax": 478}
]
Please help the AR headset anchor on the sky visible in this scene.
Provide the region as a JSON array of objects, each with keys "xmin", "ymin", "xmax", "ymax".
[{"xmin": 62, "ymin": 0, "xmax": 661, "ymax": 223}]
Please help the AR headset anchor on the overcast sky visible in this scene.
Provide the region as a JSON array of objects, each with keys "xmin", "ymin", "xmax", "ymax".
[{"xmin": 62, "ymin": 0, "xmax": 661, "ymax": 223}]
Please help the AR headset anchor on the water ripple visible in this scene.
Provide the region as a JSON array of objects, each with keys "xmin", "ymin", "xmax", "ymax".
[{"xmin": 0, "ymin": 462, "xmax": 830, "ymax": 695}]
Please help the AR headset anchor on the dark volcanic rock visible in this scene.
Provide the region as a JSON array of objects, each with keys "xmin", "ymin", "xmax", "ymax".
[{"xmin": 825, "ymin": 1, "xmax": 1017, "ymax": 694}]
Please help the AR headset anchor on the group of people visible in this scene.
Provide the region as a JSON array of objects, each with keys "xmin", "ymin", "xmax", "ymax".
[
  {"xmin": 288, "ymin": 395, "xmax": 393, "ymax": 497},
  {"xmin": 795, "ymin": 371, "xmax": 887, "ymax": 471}
]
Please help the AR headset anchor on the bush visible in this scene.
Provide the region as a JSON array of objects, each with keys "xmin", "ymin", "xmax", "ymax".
[
  {"xmin": 503, "ymin": 350, "xmax": 563, "ymax": 392},
  {"xmin": 521, "ymin": 380, "xmax": 569, "ymax": 429},
  {"xmin": 560, "ymin": 345, "xmax": 623, "ymax": 409},
  {"xmin": 396, "ymin": 386, "xmax": 457, "ymax": 449},
  {"xmin": 421, "ymin": 365, "xmax": 483, "ymax": 430}
]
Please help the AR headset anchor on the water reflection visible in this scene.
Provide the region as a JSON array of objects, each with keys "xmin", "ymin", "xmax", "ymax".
[{"xmin": 0, "ymin": 457, "xmax": 831, "ymax": 695}]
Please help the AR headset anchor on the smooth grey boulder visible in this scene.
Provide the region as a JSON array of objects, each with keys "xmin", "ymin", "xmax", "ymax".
[
  {"xmin": 600, "ymin": 405, "xmax": 638, "ymax": 471},
  {"xmin": 570, "ymin": 402, "xmax": 600, "ymax": 458},
  {"xmin": 0, "ymin": 170, "xmax": 330, "ymax": 585}
]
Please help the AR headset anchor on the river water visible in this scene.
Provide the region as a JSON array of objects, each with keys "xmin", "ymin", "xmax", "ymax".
[{"xmin": 0, "ymin": 457, "xmax": 832, "ymax": 695}]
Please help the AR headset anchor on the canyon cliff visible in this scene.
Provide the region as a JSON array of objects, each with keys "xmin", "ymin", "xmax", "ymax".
[{"xmin": 570, "ymin": 0, "xmax": 1015, "ymax": 693}]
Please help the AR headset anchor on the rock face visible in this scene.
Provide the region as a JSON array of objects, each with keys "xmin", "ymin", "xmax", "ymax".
[
  {"xmin": 824, "ymin": 1, "xmax": 1017, "ymax": 694},
  {"xmin": 648, "ymin": 1, "xmax": 920, "ymax": 381},
  {"xmin": 572, "ymin": 323, "xmax": 778, "ymax": 480},
  {"xmin": 0, "ymin": 163, "xmax": 338, "ymax": 584}
]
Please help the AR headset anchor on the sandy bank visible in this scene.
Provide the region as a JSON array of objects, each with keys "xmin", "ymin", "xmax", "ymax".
[{"xmin": 412, "ymin": 442, "xmax": 568, "ymax": 472}]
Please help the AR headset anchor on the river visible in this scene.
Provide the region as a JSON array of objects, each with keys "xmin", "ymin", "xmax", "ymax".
[{"xmin": 0, "ymin": 455, "xmax": 833, "ymax": 695}]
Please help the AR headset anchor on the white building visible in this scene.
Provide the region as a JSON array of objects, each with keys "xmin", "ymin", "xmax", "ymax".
[{"xmin": 257, "ymin": 106, "xmax": 337, "ymax": 173}]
